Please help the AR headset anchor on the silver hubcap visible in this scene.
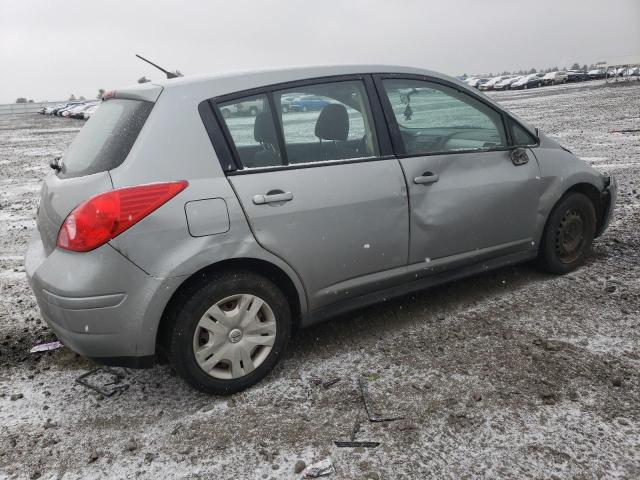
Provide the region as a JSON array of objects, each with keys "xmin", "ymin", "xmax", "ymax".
[{"xmin": 193, "ymin": 294, "xmax": 277, "ymax": 380}]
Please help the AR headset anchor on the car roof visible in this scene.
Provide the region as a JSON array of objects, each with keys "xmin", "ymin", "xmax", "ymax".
[
  {"xmin": 113, "ymin": 63, "xmax": 538, "ymax": 138},
  {"xmin": 143, "ymin": 64, "xmax": 455, "ymax": 96}
]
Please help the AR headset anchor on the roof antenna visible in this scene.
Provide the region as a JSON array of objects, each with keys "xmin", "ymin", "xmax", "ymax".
[{"xmin": 135, "ymin": 54, "xmax": 181, "ymax": 79}]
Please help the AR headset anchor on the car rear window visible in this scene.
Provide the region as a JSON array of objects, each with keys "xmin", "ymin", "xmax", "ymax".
[{"xmin": 59, "ymin": 99, "xmax": 153, "ymax": 178}]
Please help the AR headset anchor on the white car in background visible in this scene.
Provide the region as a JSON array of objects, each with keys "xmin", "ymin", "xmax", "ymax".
[
  {"xmin": 465, "ymin": 77, "xmax": 490, "ymax": 88},
  {"xmin": 543, "ymin": 71, "xmax": 568, "ymax": 85},
  {"xmin": 61, "ymin": 104, "xmax": 87, "ymax": 117},
  {"xmin": 478, "ymin": 75, "xmax": 509, "ymax": 91}
]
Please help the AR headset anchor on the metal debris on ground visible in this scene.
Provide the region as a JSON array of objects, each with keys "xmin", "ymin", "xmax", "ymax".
[
  {"xmin": 322, "ymin": 377, "xmax": 341, "ymax": 389},
  {"xmin": 334, "ymin": 441, "xmax": 380, "ymax": 448},
  {"xmin": 303, "ymin": 457, "xmax": 334, "ymax": 478},
  {"xmin": 334, "ymin": 415, "xmax": 380, "ymax": 448},
  {"xmin": 29, "ymin": 341, "xmax": 63, "ymax": 353},
  {"xmin": 611, "ymin": 128, "xmax": 640, "ymax": 134},
  {"xmin": 358, "ymin": 378, "xmax": 404, "ymax": 422},
  {"xmin": 76, "ymin": 367, "xmax": 130, "ymax": 397}
]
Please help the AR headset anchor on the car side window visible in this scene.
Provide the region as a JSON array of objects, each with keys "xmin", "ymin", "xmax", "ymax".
[
  {"xmin": 274, "ymin": 80, "xmax": 379, "ymax": 164},
  {"xmin": 217, "ymin": 94, "xmax": 284, "ymax": 169},
  {"xmin": 381, "ymin": 79, "xmax": 507, "ymax": 155},
  {"xmin": 511, "ymin": 121, "xmax": 537, "ymax": 146}
]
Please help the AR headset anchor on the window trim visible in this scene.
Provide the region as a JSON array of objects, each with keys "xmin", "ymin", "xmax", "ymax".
[
  {"xmin": 200, "ymin": 74, "xmax": 394, "ymax": 174},
  {"xmin": 508, "ymin": 117, "xmax": 539, "ymax": 147},
  {"xmin": 372, "ymin": 73, "xmax": 539, "ymax": 159}
]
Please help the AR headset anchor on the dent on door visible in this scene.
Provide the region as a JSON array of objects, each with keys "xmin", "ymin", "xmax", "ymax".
[
  {"xmin": 400, "ymin": 149, "xmax": 541, "ymax": 266},
  {"xmin": 229, "ymin": 159, "xmax": 410, "ymax": 310}
]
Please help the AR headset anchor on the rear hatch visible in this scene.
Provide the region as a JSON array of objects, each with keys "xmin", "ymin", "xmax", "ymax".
[{"xmin": 36, "ymin": 86, "xmax": 161, "ymax": 255}]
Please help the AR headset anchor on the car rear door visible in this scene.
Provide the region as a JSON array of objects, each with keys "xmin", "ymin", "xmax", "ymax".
[
  {"xmin": 209, "ymin": 77, "xmax": 409, "ymax": 311},
  {"xmin": 375, "ymin": 75, "xmax": 541, "ymax": 271}
]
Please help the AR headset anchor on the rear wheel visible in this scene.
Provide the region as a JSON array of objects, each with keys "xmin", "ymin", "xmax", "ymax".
[
  {"xmin": 538, "ymin": 192, "xmax": 596, "ymax": 274},
  {"xmin": 166, "ymin": 271, "xmax": 292, "ymax": 394}
]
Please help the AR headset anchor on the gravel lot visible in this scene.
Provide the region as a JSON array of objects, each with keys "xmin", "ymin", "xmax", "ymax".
[{"xmin": 1, "ymin": 80, "xmax": 639, "ymax": 479}]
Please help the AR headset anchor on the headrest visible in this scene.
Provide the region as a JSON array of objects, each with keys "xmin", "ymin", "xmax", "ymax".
[
  {"xmin": 315, "ymin": 104, "xmax": 349, "ymax": 141},
  {"xmin": 254, "ymin": 112, "xmax": 277, "ymax": 144}
]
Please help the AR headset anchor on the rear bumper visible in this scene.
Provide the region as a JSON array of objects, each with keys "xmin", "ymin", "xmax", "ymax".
[
  {"xmin": 25, "ymin": 232, "xmax": 183, "ymax": 366},
  {"xmin": 597, "ymin": 174, "xmax": 617, "ymax": 236}
]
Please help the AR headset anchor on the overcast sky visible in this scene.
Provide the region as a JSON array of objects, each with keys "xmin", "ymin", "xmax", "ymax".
[{"xmin": 1, "ymin": 0, "xmax": 639, "ymax": 103}]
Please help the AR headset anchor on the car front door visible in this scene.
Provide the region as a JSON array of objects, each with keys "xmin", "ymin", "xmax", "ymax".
[
  {"xmin": 214, "ymin": 78, "xmax": 409, "ymax": 311},
  {"xmin": 375, "ymin": 75, "xmax": 541, "ymax": 271}
]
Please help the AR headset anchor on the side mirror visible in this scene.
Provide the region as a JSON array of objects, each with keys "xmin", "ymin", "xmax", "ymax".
[{"xmin": 510, "ymin": 147, "xmax": 529, "ymax": 166}]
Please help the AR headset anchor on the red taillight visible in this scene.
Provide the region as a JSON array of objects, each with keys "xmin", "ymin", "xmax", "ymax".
[{"xmin": 57, "ymin": 181, "xmax": 188, "ymax": 252}]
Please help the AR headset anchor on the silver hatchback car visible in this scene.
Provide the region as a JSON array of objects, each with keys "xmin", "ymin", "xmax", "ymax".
[{"xmin": 26, "ymin": 65, "xmax": 616, "ymax": 394}]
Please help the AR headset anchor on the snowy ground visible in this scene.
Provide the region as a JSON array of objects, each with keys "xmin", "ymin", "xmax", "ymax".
[{"xmin": 1, "ymin": 80, "xmax": 639, "ymax": 479}]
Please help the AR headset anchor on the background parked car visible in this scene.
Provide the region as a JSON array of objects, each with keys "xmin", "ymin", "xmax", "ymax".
[
  {"xmin": 543, "ymin": 71, "xmax": 568, "ymax": 85},
  {"xmin": 61, "ymin": 104, "xmax": 87, "ymax": 117},
  {"xmin": 280, "ymin": 94, "xmax": 301, "ymax": 113},
  {"xmin": 567, "ymin": 70, "xmax": 589, "ymax": 82},
  {"xmin": 588, "ymin": 68, "xmax": 607, "ymax": 79},
  {"xmin": 69, "ymin": 102, "xmax": 98, "ymax": 119},
  {"xmin": 465, "ymin": 78, "xmax": 490, "ymax": 89},
  {"xmin": 56, "ymin": 102, "xmax": 84, "ymax": 116},
  {"xmin": 52, "ymin": 103, "xmax": 78, "ymax": 116},
  {"xmin": 478, "ymin": 75, "xmax": 510, "ymax": 91},
  {"xmin": 493, "ymin": 76, "xmax": 521, "ymax": 91},
  {"xmin": 463, "ymin": 77, "xmax": 481, "ymax": 87},
  {"xmin": 511, "ymin": 73, "xmax": 545, "ymax": 89},
  {"xmin": 43, "ymin": 104, "xmax": 64, "ymax": 114},
  {"xmin": 289, "ymin": 94, "xmax": 332, "ymax": 112}
]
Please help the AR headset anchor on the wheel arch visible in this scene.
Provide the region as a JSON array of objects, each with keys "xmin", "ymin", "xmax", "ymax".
[{"xmin": 156, "ymin": 257, "xmax": 304, "ymax": 356}]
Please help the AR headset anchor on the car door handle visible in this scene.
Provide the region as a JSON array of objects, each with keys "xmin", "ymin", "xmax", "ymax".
[
  {"xmin": 252, "ymin": 191, "xmax": 293, "ymax": 205},
  {"xmin": 414, "ymin": 172, "xmax": 439, "ymax": 185}
]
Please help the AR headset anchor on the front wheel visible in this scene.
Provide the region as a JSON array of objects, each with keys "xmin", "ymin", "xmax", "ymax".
[
  {"xmin": 166, "ymin": 271, "xmax": 292, "ymax": 394},
  {"xmin": 537, "ymin": 192, "xmax": 596, "ymax": 274}
]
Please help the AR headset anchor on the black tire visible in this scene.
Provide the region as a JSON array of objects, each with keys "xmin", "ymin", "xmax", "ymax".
[
  {"xmin": 538, "ymin": 192, "xmax": 596, "ymax": 274},
  {"xmin": 165, "ymin": 271, "xmax": 292, "ymax": 394}
]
